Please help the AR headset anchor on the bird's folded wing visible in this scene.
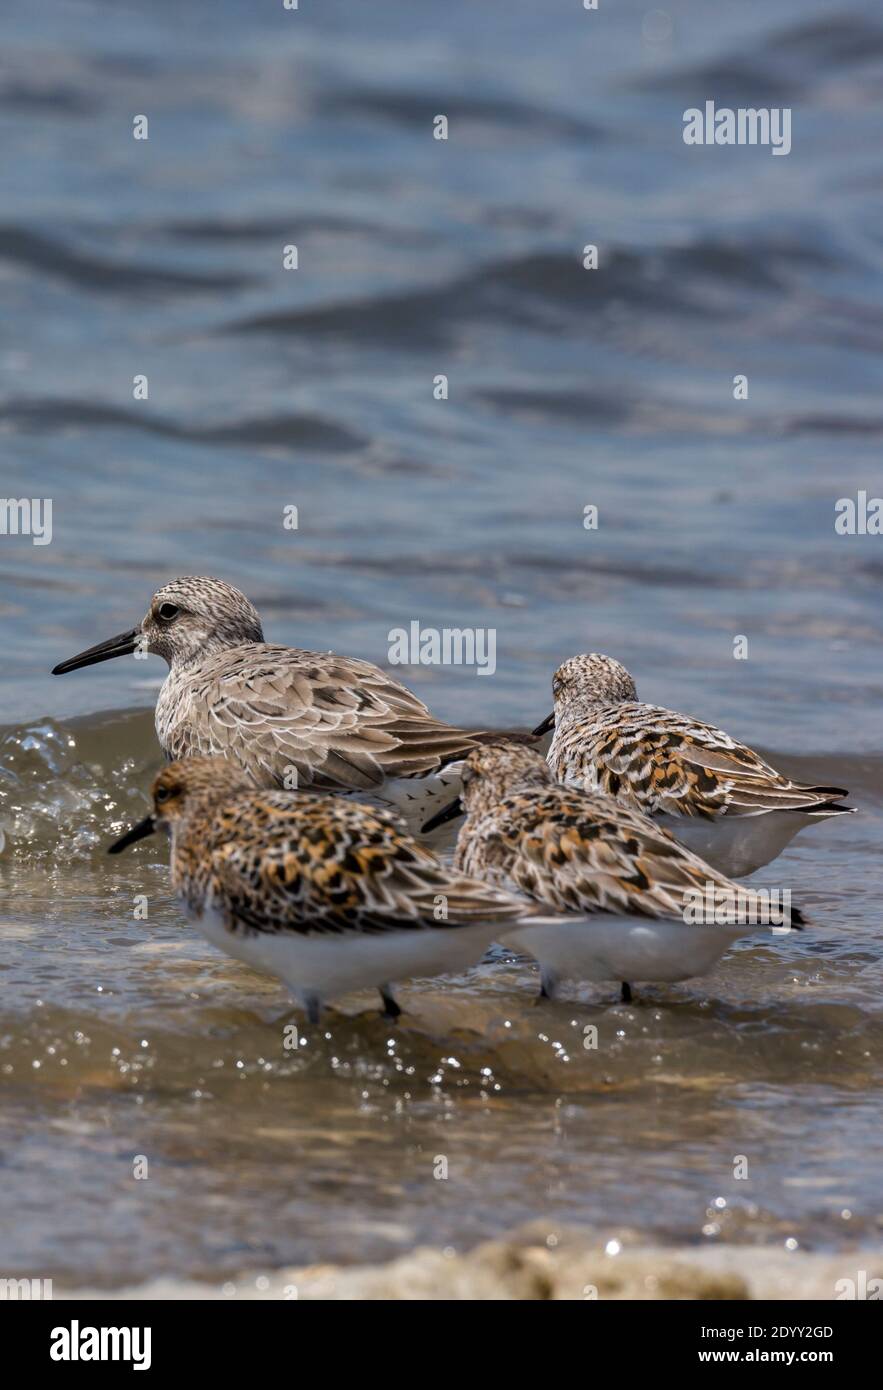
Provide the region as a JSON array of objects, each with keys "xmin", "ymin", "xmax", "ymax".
[
  {"xmin": 173, "ymin": 645, "xmax": 480, "ymax": 791},
  {"xmin": 590, "ymin": 706, "xmax": 846, "ymax": 817},
  {"xmin": 210, "ymin": 796, "xmax": 525, "ymax": 937},
  {"xmin": 487, "ymin": 791, "xmax": 762, "ymax": 924}
]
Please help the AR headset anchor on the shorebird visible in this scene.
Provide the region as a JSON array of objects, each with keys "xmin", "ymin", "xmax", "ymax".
[
  {"xmin": 532, "ymin": 654, "xmax": 853, "ymax": 878},
  {"xmin": 423, "ymin": 743, "xmax": 805, "ymax": 1003},
  {"xmin": 108, "ymin": 756, "xmax": 533, "ymax": 1022},
  {"xmin": 52, "ymin": 575, "xmax": 502, "ymax": 841}
]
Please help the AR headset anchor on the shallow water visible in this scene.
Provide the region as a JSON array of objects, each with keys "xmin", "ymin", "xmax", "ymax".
[
  {"xmin": 1, "ymin": 715, "xmax": 880, "ymax": 1289},
  {"xmin": 2, "ymin": 0, "xmax": 883, "ymax": 1291}
]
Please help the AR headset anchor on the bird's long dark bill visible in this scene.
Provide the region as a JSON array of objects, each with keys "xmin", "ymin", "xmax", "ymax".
[
  {"xmin": 532, "ymin": 711, "xmax": 555, "ymax": 736},
  {"xmin": 51, "ymin": 628, "xmax": 141, "ymax": 675},
  {"xmin": 108, "ymin": 815, "xmax": 156, "ymax": 855},
  {"xmin": 421, "ymin": 796, "xmax": 464, "ymax": 834}
]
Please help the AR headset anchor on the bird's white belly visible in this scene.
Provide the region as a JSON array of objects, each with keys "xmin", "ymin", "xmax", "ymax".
[
  {"xmin": 657, "ymin": 810, "xmax": 822, "ymax": 878},
  {"xmin": 502, "ymin": 915, "xmax": 746, "ymax": 984},
  {"xmin": 191, "ymin": 904, "xmax": 502, "ymax": 1003}
]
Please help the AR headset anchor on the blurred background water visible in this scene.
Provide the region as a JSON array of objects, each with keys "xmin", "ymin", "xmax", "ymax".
[{"xmin": 1, "ymin": 0, "xmax": 882, "ymax": 1293}]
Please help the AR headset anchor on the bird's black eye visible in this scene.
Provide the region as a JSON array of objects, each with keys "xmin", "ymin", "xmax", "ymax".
[
  {"xmin": 155, "ymin": 785, "xmax": 172, "ymax": 803},
  {"xmin": 157, "ymin": 603, "xmax": 180, "ymax": 622}
]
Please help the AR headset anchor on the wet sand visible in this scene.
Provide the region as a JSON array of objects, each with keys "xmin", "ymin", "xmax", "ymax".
[{"xmin": 62, "ymin": 1227, "xmax": 883, "ymax": 1301}]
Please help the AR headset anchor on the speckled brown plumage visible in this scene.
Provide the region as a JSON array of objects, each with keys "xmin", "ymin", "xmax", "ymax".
[
  {"xmin": 543, "ymin": 654, "xmax": 850, "ymax": 821},
  {"xmin": 153, "ymin": 758, "xmax": 527, "ymax": 938},
  {"xmin": 52, "ymin": 577, "xmax": 496, "ymax": 840},
  {"xmin": 452, "ymin": 744, "xmax": 781, "ymax": 922},
  {"xmin": 109, "ymin": 756, "xmax": 535, "ymax": 1020},
  {"xmin": 447, "ymin": 743, "xmax": 805, "ymax": 999}
]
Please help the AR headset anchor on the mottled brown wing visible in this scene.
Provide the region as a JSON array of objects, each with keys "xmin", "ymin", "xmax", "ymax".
[
  {"xmin": 209, "ymin": 792, "xmax": 528, "ymax": 937},
  {"xmin": 166, "ymin": 644, "xmax": 480, "ymax": 792},
  {"xmin": 576, "ymin": 705, "xmax": 847, "ymax": 818},
  {"xmin": 458, "ymin": 788, "xmax": 766, "ymax": 923}
]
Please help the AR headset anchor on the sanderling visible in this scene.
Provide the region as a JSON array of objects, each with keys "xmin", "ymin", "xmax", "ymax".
[
  {"xmin": 52, "ymin": 575, "xmax": 495, "ymax": 841},
  {"xmin": 108, "ymin": 756, "xmax": 532, "ymax": 1023},
  {"xmin": 423, "ymin": 743, "xmax": 805, "ymax": 1003},
  {"xmin": 532, "ymin": 653, "xmax": 853, "ymax": 878}
]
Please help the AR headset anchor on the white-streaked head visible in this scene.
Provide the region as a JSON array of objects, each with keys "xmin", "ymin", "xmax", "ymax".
[
  {"xmin": 552, "ymin": 653, "xmax": 637, "ymax": 710},
  {"xmin": 142, "ymin": 577, "xmax": 264, "ymax": 666},
  {"xmin": 460, "ymin": 741, "xmax": 553, "ymax": 818},
  {"xmin": 52, "ymin": 575, "xmax": 265, "ymax": 676}
]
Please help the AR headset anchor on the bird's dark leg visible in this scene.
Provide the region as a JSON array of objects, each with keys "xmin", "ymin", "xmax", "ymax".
[
  {"xmin": 620, "ymin": 981, "xmax": 633, "ymax": 1004},
  {"xmin": 304, "ymin": 993, "xmax": 322, "ymax": 1026},
  {"xmin": 379, "ymin": 985, "xmax": 401, "ymax": 1021}
]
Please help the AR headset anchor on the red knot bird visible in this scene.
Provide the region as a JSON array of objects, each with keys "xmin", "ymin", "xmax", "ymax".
[
  {"xmin": 531, "ymin": 653, "xmax": 853, "ymax": 878},
  {"xmin": 51, "ymin": 575, "xmax": 512, "ymax": 840},
  {"xmin": 423, "ymin": 743, "xmax": 806, "ymax": 1004},
  {"xmin": 108, "ymin": 756, "xmax": 534, "ymax": 1023}
]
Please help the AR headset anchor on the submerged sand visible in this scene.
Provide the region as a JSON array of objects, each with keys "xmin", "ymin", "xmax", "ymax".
[{"xmin": 61, "ymin": 1225, "xmax": 883, "ymax": 1300}]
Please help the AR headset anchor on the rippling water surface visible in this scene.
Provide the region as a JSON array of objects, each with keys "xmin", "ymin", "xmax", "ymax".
[{"xmin": 2, "ymin": 0, "xmax": 883, "ymax": 1291}]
